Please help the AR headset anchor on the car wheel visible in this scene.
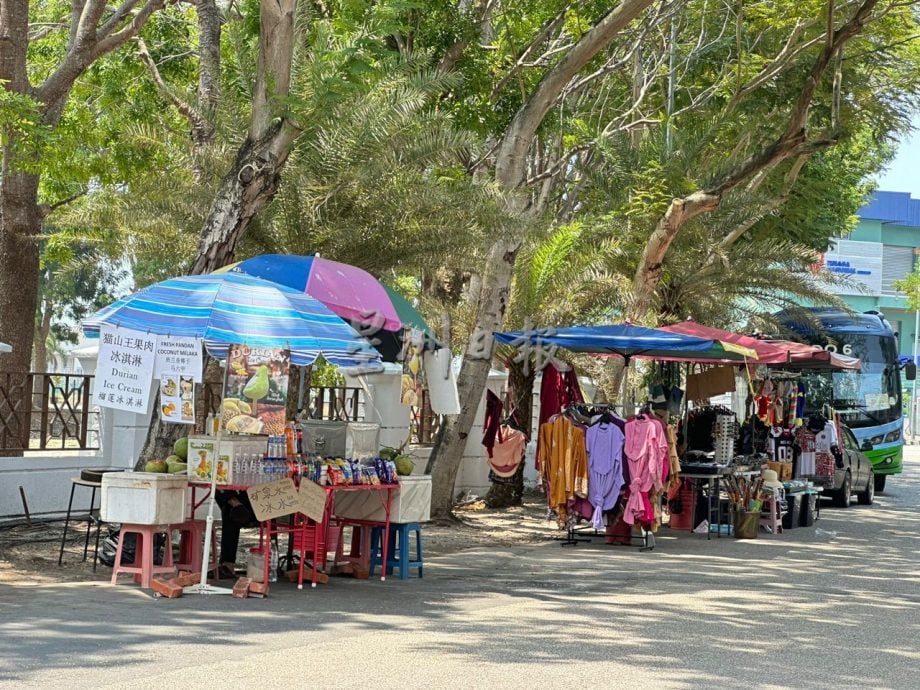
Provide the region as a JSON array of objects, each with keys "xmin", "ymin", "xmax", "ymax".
[
  {"xmin": 873, "ymin": 474, "xmax": 887, "ymax": 493},
  {"xmin": 857, "ymin": 472, "xmax": 875, "ymax": 505},
  {"xmin": 833, "ymin": 472, "xmax": 851, "ymax": 508}
]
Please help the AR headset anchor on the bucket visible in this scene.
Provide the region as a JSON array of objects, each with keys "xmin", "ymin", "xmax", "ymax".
[
  {"xmin": 733, "ymin": 510, "xmax": 760, "ymax": 539},
  {"xmin": 247, "ymin": 547, "xmax": 265, "ymax": 583}
]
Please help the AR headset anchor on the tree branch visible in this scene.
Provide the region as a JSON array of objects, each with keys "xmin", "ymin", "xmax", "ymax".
[
  {"xmin": 136, "ymin": 37, "xmax": 207, "ymax": 132},
  {"xmin": 489, "ymin": 7, "xmax": 569, "ymax": 99},
  {"xmin": 36, "ymin": 0, "xmax": 164, "ymax": 119},
  {"xmin": 37, "ymin": 190, "xmax": 89, "ymax": 218},
  {"xmin": 251, "ymin": 0, "xmax": 296, "ymax": 140},
  {"xmin": 629, "ymin": 0, "xmax": 882, "ymax": 320},
  {"xmin": 495, "ymin": 0, "xmax": 655, "ymax": 192}
]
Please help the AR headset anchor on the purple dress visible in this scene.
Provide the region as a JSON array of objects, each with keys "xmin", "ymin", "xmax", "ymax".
[{"xmin": 586, "ymin": 422, "xmax": 626, "ymax": 529}]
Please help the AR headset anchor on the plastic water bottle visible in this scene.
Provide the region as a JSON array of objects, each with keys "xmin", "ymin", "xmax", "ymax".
[{"xmin": 269, "ymin": 540, "xmax": 278, "ymax": 582}]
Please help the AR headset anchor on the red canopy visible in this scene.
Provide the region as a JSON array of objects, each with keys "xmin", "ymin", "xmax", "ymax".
[
  {"xmin": 661, "ymin": 321, "xmax": 860, "ymax": 370},
  {"xmin": 662, "ymin": 321, "xmax": 791, "ymax": 364}
]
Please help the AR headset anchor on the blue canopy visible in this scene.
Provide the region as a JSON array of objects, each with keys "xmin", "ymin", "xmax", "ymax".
[
  {"xmin": 83, "ymin": 273, "xmax": 382, "ymax": 369},
  {"xmin": 494, "ymin": 324, "xmax": 752, "ymax": 360}
]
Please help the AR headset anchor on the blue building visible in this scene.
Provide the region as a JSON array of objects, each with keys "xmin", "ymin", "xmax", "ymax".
[{"xmin": 823, "ymin": 190, "xmax": 920, "ymax": 357}]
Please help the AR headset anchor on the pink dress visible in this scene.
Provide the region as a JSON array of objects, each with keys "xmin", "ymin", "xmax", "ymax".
[{"xmin": 623, "ymin": 416, "xmax": 668, "ymax": 525}]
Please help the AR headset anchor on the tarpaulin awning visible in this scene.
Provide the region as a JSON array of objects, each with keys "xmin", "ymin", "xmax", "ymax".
[
  {"xmin": 494, "ymin": 324, "xmax": 757, "ymax": 361},
  {"xmin": 662, "ymin": 321, "xmax": 860, "ymax": 370}
]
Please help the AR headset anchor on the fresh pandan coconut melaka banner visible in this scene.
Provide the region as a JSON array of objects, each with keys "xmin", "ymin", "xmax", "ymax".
[{"xmin": 223, "ymin": 345, "xmax": 290, "ymax": 437}]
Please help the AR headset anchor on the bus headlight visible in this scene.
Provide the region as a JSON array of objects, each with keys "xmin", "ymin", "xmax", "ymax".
[
  {"xmin": 869, "ymin": 434, "xmax": 885, "ymax": 446},
  {"xmin": 884, "ymin": 429, "xmax": 901, "ymax": 443}
]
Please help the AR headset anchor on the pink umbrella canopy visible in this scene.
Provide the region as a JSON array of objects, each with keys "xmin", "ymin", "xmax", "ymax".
[{"xmin": 220, "ymin": 254, "xmax": 402, "ymax": 332}]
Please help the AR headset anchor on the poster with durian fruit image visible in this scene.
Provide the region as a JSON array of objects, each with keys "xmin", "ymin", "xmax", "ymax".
[
  {"xmin": 223, "ymin": 345, "xmax": 290, "ymax": 436},
  {"xmin": 400, "ymin": 328, "xmax": 426, "ymax": 407}
]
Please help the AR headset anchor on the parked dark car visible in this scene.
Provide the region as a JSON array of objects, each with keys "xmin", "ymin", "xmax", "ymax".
[{"xmin": 812, "ymin": 425, "xmax": 874, "ymax": 507}]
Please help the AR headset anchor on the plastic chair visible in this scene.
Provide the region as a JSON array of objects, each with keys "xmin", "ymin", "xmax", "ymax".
[{"xmin": 110, "ymin": 523, "xmax": 176, "ymax": 588}]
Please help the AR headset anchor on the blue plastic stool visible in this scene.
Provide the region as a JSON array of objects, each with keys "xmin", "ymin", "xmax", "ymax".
[{"xmin": 369, "ymin": 522, "xmax": 423, "ymax": 580}]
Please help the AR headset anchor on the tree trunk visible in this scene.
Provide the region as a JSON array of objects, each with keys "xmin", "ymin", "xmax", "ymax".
[
  {"xmin": 0, "ymin": 171, "xmax": 42, "ymax": 374},
  {"xmin": 33, "ymin": 296, "xmax": 53, "ymax": 374},
  {"xmin": 485, "ymin": 358, "xmax": 534, "ymax": 509},
  {"xmin": 136, "ymin": 390, "xmax": 189, "ymax": 469},
  {"xmin": 426, "ymin": 2, "xmax": 654, "ymax": 517},
  {"xmin": 194, "ymin": 0, "xmax": 221, "ymax": 146},
  {"xmin": 629, "ymin": 191, "xmax": 720, "ymax": 320},
  {"xmin": 189, "ymin": 125, "xmax": 297, "ymax": 274},
  {"xmin": 427, "ymin": 238, "xmax": 518, "ymax": 518}
]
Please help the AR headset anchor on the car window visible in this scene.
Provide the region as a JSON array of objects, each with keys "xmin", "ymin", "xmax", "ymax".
[{"xmin": 842, "ymin": 428, "xmax": 858, "ymax": 451}]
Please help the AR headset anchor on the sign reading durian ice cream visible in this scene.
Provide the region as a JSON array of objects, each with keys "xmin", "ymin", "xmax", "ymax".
[{"xmin": 223, "ymin": 345, "xmax": 290, "ymax": 436}]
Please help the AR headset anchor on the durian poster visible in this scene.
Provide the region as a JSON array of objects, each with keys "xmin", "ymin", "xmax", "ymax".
[{"xmin": 224, "ymin": 345, "xmax": 290, "ymax": 436}]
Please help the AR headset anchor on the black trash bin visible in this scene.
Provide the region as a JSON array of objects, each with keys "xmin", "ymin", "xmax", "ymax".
[
  {"xmin": 800, "ymin": 492, "xmax": 817, "ymax": 527},
  {"xmin": 782, "ymin": 494, "xmax": 801, "ymax": 530}
]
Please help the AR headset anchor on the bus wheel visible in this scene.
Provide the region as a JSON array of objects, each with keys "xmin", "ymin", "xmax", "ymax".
[{"xmin": 873, "ymin": 474, "xmax": 887, "ymax": 493}]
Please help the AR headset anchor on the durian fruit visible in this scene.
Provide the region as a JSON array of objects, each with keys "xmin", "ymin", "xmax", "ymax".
[
  {"xmin": 221, "ymin": 399, "xmax": 240, "ymax": 424},
  {"xmin": 226, "ymin": 414, "xmax": 252, "ymax": 433},
  {"xmin": 236, "ymin": 400, "xmax": 252, "ymax": 414},
  {"xmin": 243, "ymin": 417, "xmax": 264, "ymax": 434}
]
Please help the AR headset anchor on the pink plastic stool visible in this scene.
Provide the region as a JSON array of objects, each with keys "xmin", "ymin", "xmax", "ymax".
[
  {"xmin": 110, "ymin": 523, "xmax": 176, "ymax": 588},
  {"xmin": 172, "ymin": 519, "xmax": 218, "ymax": 576},
  {"xmin": 760, "ymin": 491, "xmax": 786, "ymax": 535}
]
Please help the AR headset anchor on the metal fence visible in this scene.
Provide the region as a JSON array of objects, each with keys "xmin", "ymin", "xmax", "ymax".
[
  {"xmin": 0, "ymin": 372, "xmax": 99, "ymax": 452},
  {"xmin": 410, "ymin": 389, "xmax": 442, "ymax": 446},
  {"xmin": 0, "ymin": 371, "xmax": 442, "ymax": 452},
  {"xmin": 202, "ymin": 383, "xmax": 366, "ymax": 425}
]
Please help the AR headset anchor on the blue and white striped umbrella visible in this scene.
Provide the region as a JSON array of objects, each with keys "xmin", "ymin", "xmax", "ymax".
[{"xmin": 82, "ymin": 273, "xmax": 382, "ymax": 369}]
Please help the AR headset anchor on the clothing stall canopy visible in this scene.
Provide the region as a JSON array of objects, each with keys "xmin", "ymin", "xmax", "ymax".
[
  {"xmin": 494, "ymin": 324, "xmax": 757, "ymax": 361},
  {"xmin": 661, "ymin": 321, "xmax": 860, "ymax": 369}
]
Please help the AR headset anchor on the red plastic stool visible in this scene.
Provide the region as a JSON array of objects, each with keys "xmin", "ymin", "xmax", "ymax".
[
  {"xmin": 172, "ymin": 519, "xmax": 219, "ymax": 575},
  {"xmin": 110, "ymin": 523, "xmax": 176, "ymax": 589}
]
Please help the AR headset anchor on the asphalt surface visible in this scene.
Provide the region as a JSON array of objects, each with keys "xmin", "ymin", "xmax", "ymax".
[{"xmin": 1, "ymin": 451, "xmax": 919, "ymax": 689}]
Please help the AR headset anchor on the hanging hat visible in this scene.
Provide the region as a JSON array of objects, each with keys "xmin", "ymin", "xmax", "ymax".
[
  {"xmin": 761, "ymin": 468, "xmax": 784, "ymax": 490},
  {"xmin": 806, "ymin": 414, "xmax": 826, "ymax": 434}
]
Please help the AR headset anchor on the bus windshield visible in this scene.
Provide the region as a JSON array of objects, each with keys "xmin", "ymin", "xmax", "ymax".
[{"xmin": 802, "ymin": 334, "xmax": 901, "ymax": 427}]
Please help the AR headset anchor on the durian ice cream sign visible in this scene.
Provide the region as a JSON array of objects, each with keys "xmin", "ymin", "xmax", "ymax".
[
  {"xmin": 94, "ymin": 325, "xmax": 156, "ymax": 414},
  {"xmin": 223, "ymin": 345, "xmax": 290, "ymax": 436}
]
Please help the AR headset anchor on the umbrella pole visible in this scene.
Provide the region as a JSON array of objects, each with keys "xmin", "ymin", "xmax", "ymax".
[
  {"xmin": 620, "ymin": 356, "xmax": 630, "ymax": 415},
  {"xmin": 186, "ymin": 361, "xmax": 233, "ymax": 596}
]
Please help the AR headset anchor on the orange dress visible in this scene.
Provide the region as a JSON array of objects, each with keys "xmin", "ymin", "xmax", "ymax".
[{"xmin": 538, "ymin": 416, "xmax": 588, "ymax": 524}]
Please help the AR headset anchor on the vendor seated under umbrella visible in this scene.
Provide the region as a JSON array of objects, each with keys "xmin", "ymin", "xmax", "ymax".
[{"xmin": 214, "ymin": 490, "xmax": 259, "ymax": 579}]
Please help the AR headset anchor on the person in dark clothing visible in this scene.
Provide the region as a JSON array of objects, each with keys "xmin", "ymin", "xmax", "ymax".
[{"xmin": 214, "ymin": 490, "xmax": 259, "ymax": 578}]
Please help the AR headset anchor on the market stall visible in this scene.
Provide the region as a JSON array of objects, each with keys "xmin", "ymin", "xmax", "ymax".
[
  {"xmin": 494, "ymin": 324, "xmax": 756, "ymax": 547},
  {"xmin": 494, "ymin": 321, "xmax": 859, "ymax": 545},
  {"xmin": 83, "ymin": 272, "xmax": 433, "ymax": 597}
]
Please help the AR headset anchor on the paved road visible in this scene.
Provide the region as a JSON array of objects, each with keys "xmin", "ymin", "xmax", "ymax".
[{"xmin": 2, "ymin": 452, "xmax": 919, "ymax": 689}]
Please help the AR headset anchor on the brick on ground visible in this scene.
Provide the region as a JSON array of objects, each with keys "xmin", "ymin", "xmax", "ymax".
[
  {"xmin": 151, "ymin": 577, "xmax": 183, "ymax": 598},
  {"xmin": 232, "ymin": 577, "xmax": 253, "ymax": 598}
]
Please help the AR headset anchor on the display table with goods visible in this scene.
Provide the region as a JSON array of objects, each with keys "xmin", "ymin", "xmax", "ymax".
[{"xmin": 189, "ymin": 440, "xmax": 406, "ymax": 589}]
